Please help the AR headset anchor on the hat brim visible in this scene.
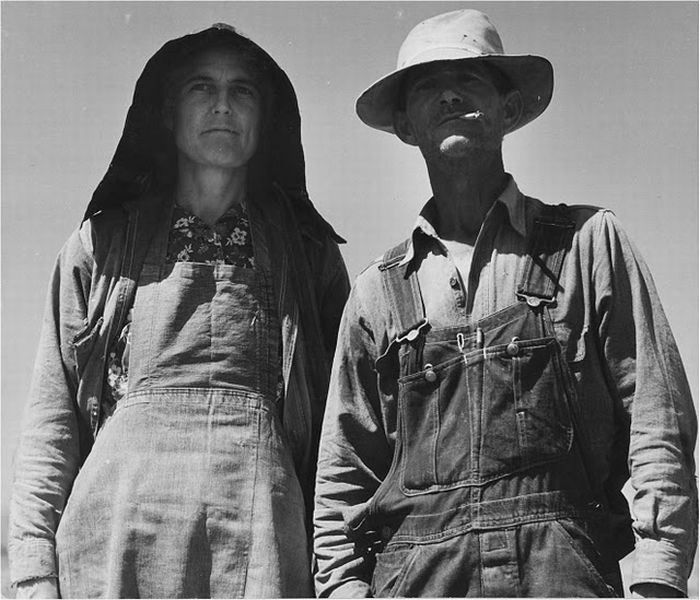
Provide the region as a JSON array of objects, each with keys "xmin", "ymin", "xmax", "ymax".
[{"xmin": 356, "ymin": 54, "xmax": 554, "ymax": 134}]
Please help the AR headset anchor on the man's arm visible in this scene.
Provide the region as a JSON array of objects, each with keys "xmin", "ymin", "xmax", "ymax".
[
  {"xmin": 592, "ymin": 211, "xmax": 697, "ymax": 596},
  {"xmin": 314, "ymin": 273, "xmax": 395, "ymax": 598},
  {"xmin": 9, "ymin": 226, "xmax": 93, "ymax": 590}
]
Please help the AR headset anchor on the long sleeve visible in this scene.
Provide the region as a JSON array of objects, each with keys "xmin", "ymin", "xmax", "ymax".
[
  {"xmin": 592, "ymin": 212, "xmax": 697, "ymax": 594},
  {"xmin": 316, "ymin": 238, "xmax": 351, "ymax": 366},
  {"xmin": 314, "ymin": 272, "xmax": 395, "ymax": 598},
  {"xmin": 8, "ymin": 227, "xmax": 93, "ymax": 586}
]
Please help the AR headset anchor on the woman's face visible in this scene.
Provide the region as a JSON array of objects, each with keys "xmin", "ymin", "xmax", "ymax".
[{"xmin": 164, "ymin": 47, "xmax": 265, "ymax": 173}]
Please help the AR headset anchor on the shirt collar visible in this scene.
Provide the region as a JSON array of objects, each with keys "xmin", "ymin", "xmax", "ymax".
[{"xmin": 399, "ymin": 174, "xmax": 526, "ymax": 267}]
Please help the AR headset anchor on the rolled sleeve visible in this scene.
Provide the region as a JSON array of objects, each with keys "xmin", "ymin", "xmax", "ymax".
[
  {"xmin": 9, "ymin": 539, "xmax": 59, "ymax": 586},
  {"xmin": 632, "ymin": 537, "xmax": 695, "ymax": 595}
]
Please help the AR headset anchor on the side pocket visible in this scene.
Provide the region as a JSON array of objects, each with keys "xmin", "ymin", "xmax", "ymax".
[
  {"xmin": 553, "ymin": 323, "xmax": 588, "ymax": 382},
  {"xmin": 565, "ymin": 326, "xmax": 588, "ymax": 364},
  {"xmin": 371, "ymin": 543, "xmax": 420, "ymax": 598},
  {"xmin": 551, "ymin": 519, "xmax": 616, "ymax": 597},
  {"xmin": 560, "ymin": 326, "xmax": 588, "ymax": 410}
]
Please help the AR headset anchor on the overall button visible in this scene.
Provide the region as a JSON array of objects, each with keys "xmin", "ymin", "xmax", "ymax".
[
  {"xmin": 404, "ymin": 329, "xmax": 420, "ymax": 342},
  {"xmin": 506, "ymin": 337, "xmax": 520, "ymax": 356},
  {"xmin": 449, "ymin": 276, "xmax": 459, "ymax": 289},
  {"xmin": 424, "ymin": 364, "xmax": 437, "ymax": 383}
]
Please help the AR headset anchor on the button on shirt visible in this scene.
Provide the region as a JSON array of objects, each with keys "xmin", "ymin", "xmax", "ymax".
[{"xmin": 313, "ymin": 176, "xmax": 697, "ymax": 597}]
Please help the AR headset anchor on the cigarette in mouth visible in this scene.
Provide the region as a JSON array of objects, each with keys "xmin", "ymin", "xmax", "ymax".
[{"xmin": 459, "ymin": 111, "xmax": 484, "ymax": 120}]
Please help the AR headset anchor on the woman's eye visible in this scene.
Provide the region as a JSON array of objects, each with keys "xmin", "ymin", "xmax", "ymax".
[{"xmin": 232, "ymin": 85, "xmax": 254, "ymax": 97}]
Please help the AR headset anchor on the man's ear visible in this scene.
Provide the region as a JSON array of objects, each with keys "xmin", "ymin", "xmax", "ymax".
[
  {"xmin": 502, "ymin": 89, "xmax": 524, "ymax": 134},
  {"xmin": 393, "ymin": 110, "xmax": 418, "ymax": 146}
]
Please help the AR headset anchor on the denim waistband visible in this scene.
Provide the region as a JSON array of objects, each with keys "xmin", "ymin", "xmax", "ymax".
[
  {"xmin": 118, "ymin": 386, "xmax": 278, "ymax": 413},
  {"xmin": 383, "ymin": 489, "xmax": 600, "ymax": 544}
]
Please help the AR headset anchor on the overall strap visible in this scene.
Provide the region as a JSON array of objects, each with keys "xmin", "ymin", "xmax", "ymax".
[
  {"xmin": 517, "ymin": 203, "xmax": 575, "ymax": 307},
  {"xmin": 108, "ymin": 197, "xmax": 169, "ymax": 351},
  {"xmin": 518, "ymin": 204, "xmax": 621, "ymax": 544},
  {"xmin": 90, "ymin": 197, "xmax": 168, "ymax": 437},
  {"xmin": 348, "ymin": 239, "xmax": 428, "ymax": 553},
  {"xmin": 377, "ymin": 239, "xmax": 428, "ymax": 344}
]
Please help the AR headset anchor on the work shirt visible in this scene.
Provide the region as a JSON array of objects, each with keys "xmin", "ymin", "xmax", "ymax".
[{"xmin": 313, "ymin": 176, "xmax": 697, "ymax": 597}]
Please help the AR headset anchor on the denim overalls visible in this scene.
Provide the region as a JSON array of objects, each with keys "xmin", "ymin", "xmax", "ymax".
[
  {"xmin": 346, "ymin": 206, "xmax": 622, "ymax": 597},
  {"xmin": 55, "ymin": 202, "xmax": 311, "ymax": 597}
]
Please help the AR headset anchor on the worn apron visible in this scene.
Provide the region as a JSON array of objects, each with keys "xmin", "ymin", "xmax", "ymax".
[
  {"xmin": 55, "ymin": 203, "xmax": 311, "ymax": 598},
  {"xmin": 348, "ymin": 206, "xmax": 624, "ymax": 597}
]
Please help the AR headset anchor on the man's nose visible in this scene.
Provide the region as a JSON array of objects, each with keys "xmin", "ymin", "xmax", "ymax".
[{"xmin": 439, "ymin": 88, "xmax": 464, "ymax": 106}]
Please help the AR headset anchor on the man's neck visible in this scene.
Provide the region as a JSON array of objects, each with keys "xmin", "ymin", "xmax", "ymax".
[
  {"xmin": 426, "ymin": 153, "xmax": 508, "ymax": 245},
  {"xmin": 174, "ymin": 161, "xmax": 248, "ymax": 226}
]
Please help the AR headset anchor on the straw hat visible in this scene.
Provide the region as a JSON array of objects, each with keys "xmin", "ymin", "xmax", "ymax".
[{"xmin": 356, "ymin": 9, "xmax": 553, "ymax": 134}]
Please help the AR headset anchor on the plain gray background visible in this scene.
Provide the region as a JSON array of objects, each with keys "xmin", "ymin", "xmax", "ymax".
[{"xmin": 2, "ymin": 2, "xmax": 697, "ymax": 595}]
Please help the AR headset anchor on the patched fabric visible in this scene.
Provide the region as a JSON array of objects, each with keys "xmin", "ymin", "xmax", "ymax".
[{"xmin": 105, "ymin": 309, "xmax": 133, "ymax": 404}]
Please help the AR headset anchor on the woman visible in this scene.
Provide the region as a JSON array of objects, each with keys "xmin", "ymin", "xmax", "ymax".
[{"xmin": 9, "ymin": 23, "xmax": 349, "ymax": 598}]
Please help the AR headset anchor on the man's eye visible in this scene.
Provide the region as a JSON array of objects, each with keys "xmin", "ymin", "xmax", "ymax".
[
  {"xmin": 413, "ymin": 79, "xmax": 435, "ymax": 92},
  {"xmin": 189, "ymin": 83, "xmax": 212, "ymax": 92}
]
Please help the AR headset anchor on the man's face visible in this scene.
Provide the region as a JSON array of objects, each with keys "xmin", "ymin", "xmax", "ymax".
[
  {"xmin": 395, "ymin": 62, "xmax": 520, "ymax": 160},
  {"xmin": 165, "ymin": 47, "xmax": 264, "ymax": 172}
]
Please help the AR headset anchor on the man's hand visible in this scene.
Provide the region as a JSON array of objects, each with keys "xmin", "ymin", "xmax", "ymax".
[
  {"xmin": 14, "ymin": 577, "xmax": 60, "ymax": 599},
  {"xmin": 631, "ymin": 583, "xmax": 683, "ymax": 598}
]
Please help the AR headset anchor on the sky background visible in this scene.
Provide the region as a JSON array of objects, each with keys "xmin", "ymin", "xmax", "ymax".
[{"xmin": 2, "ymin": 1, "xmax": 698, "ymax": 595}]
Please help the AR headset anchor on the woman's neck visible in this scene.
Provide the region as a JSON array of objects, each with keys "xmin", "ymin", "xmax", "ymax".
[{"xmin": 174, "ymin": 162, "xmax": 248, "ymax": 226}]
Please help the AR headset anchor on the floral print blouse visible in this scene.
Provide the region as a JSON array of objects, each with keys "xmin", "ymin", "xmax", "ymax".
[
  {"xmin": 105, "ymin": 202, "xmax": 255, "ymax": 403},
  {"xmin": 166, "ymin": 203, "xmax": 255, "ymax": 266}
]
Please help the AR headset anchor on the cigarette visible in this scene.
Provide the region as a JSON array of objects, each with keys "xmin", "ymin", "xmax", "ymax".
[{"xmin": 459, "ymin": 111, "xmax": 484, "ymax": 120}]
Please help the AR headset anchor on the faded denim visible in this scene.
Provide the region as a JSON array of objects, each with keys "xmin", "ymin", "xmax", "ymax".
[
  {"xmin": 9, "ymin": 186, "xmax": 349, "ymax": 588},
  {"xmin": 52, "ymin": 205, "xmax": 310, "ymax": 596},
  {"xmin": 313, "ymin": 177, "xmax": 697, "ymax": 597},
  {"xmin": 9, "ymin": 24, "xmax": 350, "ymax": 593}
]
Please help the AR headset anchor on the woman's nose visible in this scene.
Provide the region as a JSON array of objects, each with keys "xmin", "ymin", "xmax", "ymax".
[{"xmin": 213, "ymin": 90, "xmax": 232, "ymax": 114}]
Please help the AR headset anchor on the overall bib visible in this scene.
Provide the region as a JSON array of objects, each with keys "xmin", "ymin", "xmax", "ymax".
[
  {"xmin": 55, "ymin": 203, "xmax": 311, "ymax": 598},
  {"xmin": 347, "ymin": 206, "xmax": 622, "ymax": 597}
]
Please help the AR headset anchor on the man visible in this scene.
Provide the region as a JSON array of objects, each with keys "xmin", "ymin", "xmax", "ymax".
[
  {"xmin": 314, "ymin": 9, "xmax": 696, "ymax": 598},
  {"xmin": 10, "ymin": 24, "xmax": 349, "ymax": 597}
]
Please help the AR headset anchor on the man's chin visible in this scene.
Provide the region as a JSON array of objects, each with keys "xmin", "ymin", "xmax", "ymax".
[{"xmin": 438, "ymin": 135, "xmax": 474, "ymax": 158}]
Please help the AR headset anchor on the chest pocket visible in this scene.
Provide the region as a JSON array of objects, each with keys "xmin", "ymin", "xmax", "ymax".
[
  {"xmin": 381, "ymin": 203, "xmax": 578, "ymax": 495},
  {"xmin": 396, "ymin": 308, "xmax": 575, "ymax": 494}
]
